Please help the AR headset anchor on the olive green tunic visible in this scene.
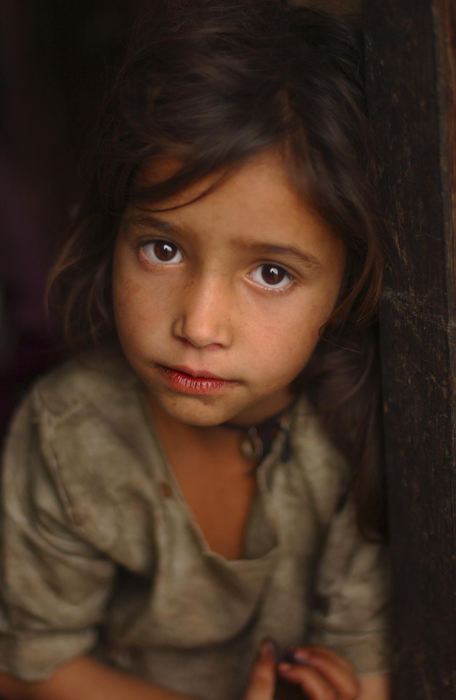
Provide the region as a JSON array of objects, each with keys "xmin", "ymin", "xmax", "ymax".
[{"xmin": 0, "ymin": 350, "xmax": 390, "ymax": 699}]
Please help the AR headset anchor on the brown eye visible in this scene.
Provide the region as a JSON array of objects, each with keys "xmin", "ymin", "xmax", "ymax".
[
  {"xmin": 250, "ymin": 263, "xmax": 293, "ymax": 290},
  {"xmin": 142, "ymin": 240, "xmax": 182, "ymax": 264},
  {"xmin": 261, "ymin": 265, "xmax": 286, "ymax": 285}
]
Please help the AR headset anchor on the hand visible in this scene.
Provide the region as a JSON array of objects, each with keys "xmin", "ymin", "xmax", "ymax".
[
  {"xmin": 243, "ymin": 640, "xmax": 277, "ymax": 700},
  {"xmin": 277, "ymin": 646, "xmax": 360, "ymax": 699}
]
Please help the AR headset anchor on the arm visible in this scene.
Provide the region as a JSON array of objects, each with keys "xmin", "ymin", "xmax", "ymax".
[
  {"xmin": 308, "ymin": 492, "xmax": 392, "ymax": 681},
  {"xmin": 0, "ymin": 648, "xmax": 390, "ymax": 700},
  {"xmin": 0, "ymin": 390, "xmax": 116, "ymax": 684},
  {"xmin": 0, "ymin": 657, "xmax": 196, "ymax": 700}
]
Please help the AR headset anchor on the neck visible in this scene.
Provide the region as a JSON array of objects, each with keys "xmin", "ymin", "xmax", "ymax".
[
  {"xmin": 222, "ymin": 390, "xmax": 294, "ymax": 428},
  {"xmin": 145, "ymin": 390, "xmax": 294, "ymax": 465},
  {"xmin": 147, "ymin": 396, "xmax": 255, "ymax": 473}
]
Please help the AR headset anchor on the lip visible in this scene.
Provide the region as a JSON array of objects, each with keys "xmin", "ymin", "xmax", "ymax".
[
  {"xmin": 169, "ymin": 365, "xmax": 226, "ymax": 380},
  {"xmin": 157, "ymin": 364, "xmax": 237, "ymax": 395}
]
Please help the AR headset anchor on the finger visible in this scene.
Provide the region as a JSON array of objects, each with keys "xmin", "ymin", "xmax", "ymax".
[
  {"xmin": 278, "ymin": 660, "xmax": 359, "ymax": 699},
  {"xmin": 292, "ymin": 646, "xmax": 355, "ymax": 674},
  {"xmin": 304, "ymin": 655, "xmax": 359, "ymax": 698},
  {"xmin": 243, "ymin": 640, "xmax": 276, "ymax": 700},
  {"xmin": 278, "ymin": 662, "xmax": 340, "ymax": 700}
]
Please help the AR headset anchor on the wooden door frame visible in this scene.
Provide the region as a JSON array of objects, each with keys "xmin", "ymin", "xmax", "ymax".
[{"xmin": 363, "ymin": 1, "xmax": 456, "ymax": 697}]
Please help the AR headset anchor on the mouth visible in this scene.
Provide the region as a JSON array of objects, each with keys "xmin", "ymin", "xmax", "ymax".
[{"xmin": 156, "ymin": 364, "xmax": 238, "ymax": 395}]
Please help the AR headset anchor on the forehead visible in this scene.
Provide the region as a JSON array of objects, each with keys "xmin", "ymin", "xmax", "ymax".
[
  {"xmin": 128, "ymin": 152, "xmax": 346, "ymax": 267},
  {"xmin": 134, "ymin": 149, "xmax": 303, "ymax": 202},
  {"xmin": 133, "ymin": 152, "xmax": 306, "ymax": 223}
]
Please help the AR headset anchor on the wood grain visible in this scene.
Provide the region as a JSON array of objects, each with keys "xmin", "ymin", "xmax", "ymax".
[{"xmin": 364, "ymin": 1, "xmax": 456, "ymax": 697}]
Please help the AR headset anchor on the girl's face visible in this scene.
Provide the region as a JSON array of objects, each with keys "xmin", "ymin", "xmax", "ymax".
[{"xmin": 113, "ymin": 152, "xmax": 346, "ymax": 427}]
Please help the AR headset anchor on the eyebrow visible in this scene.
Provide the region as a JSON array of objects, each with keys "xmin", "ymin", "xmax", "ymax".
[
  {"xmin": 126, "ymin": 213, "xmax": 178, "ymax": 236},
  {"xmin": 233, "ymin": 241, "xmax": 322, "ymax": 268},
  {"xmin": 125, "ymin": 213, "xmax": 322, "ymax": 268}
]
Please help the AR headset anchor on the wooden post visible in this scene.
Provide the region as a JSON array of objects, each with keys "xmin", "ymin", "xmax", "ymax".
[{"xmin": 364, "ymin": 0, "xmax": 456, "ymax": 697}]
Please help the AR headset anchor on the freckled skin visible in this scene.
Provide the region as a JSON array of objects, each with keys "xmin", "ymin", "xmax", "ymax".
[{"xmin": 112, "ymin": 152, "xmax": 346, "ymax": 429}]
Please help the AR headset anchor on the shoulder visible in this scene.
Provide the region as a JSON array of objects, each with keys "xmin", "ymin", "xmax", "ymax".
[
  {"xmin": 3, "ymin": 349, "xmax": 162, "ymax": 553},
  {"xmin": 31, "ymin": 347, "xmax": 139, "ymax": 421},
  {"xmin": 283, "ymin": 395, "xmax": 350, "ymax": 522},
  {"xmin": 4, "ymin": 347, "xmax": 149, "ymax": 501},
  {"xmin": 291, "ymin": 396, "xmax": 346, "ymax": 462},
  {"xmin": 3, "ymin": 346, "xmax": 146, "ymax": 486},
  {"xmin": 290, "ymin": 394, "xmax": 349, "ymax": 480},
  {"xmin": 22, "ymin": 348, "xmax": 154, "ymax": 474},
  {"xmin": 17, "ymin": 347, "xmax": 146, "ymax": 448}
]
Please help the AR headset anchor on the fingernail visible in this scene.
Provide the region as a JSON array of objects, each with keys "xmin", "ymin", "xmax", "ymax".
[
  {"xmin": 260, "ymin": 637, "xmax": 277, "ymax": 659},
  {"xmin": 278, "ymin": 662, "xmax": 293, "ymax": 672},
  {"xmin": 292, "ymin": 649, "xmax": 310, "ymax": 665}
]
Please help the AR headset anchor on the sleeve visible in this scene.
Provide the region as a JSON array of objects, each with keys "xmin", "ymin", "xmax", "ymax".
[
  {"xmin": 308, "ymin": 493, "xmax": 392, "ymax": 676},
  {"xmin": 0, "ymin": 390, "xmax": 117, "ymax": 681}
]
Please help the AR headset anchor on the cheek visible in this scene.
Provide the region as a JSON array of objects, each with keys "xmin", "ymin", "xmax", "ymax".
[
  {"xmin": 246, "ymin": 304, "xmax": 323, "ymax": 379},
  {"xmin": 113, "ymin": 276, "xmax": 141, "ymax": 310},
  {"xmin": 113, "ymin": 255, "xmax": 167, "ymax": 325},
  {"xmin": 260, "ymin": 294, "xmax": 329, "ymax": 340},
  {"xmin": 112, "ymin": 267, "xmax": 152, "ymax": 346},
  {"xmin": 246, "ymin": 278, "xmax": 343, "ymax": 378},
  {"xmin": 113, "ymin": 273, "xmax": 144, "ymax": 331}
]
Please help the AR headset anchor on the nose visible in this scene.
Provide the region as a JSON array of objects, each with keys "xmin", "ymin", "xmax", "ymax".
[{"xmin": 172, "ymin": 274, "xmax": 233, "ymax": 349}]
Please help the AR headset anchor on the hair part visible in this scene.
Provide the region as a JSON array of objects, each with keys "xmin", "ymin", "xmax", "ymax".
[{"xmin": 48, "ymin": 0, "xmax": 387, "ymax": 539}]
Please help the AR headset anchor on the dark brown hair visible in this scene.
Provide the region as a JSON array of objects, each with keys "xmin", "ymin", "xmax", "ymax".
[{"xmin": 48, "ymin": 0, "xmax": 386, "ymax": 538}]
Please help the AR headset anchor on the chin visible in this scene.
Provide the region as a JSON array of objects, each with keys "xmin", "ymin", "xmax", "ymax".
[{"xmin": 158, "ymin": 396, "xmax": 239, "ymax": 428}]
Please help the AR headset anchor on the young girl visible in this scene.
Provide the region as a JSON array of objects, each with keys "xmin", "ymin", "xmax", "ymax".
[{"xmin": 0, "ymin": 1, "xmax": 391, "ymax": 698}]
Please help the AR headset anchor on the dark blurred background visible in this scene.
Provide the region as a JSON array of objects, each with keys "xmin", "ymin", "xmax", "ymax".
[
  {"xmin": 0, "ymin": 0, "xmax": 152, "ymax": 440},
  {"xmin": 0, "ymin": 0, "xmax": 359, "ymax": 440}
]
